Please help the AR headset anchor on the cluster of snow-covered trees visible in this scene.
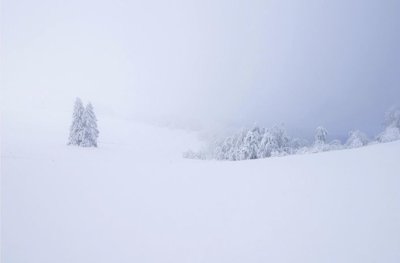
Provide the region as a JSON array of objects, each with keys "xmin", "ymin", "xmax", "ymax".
[
  {"xmin": 68, "ymin": 98, "xmax": 99, "ymax": 147},
  {"xmin": 209, "ymin": 125, "xmax": 295, "ymax": 161},
  {"xmin": 184, "ymin": 106, "xmax": 400, "ymax": 161}
]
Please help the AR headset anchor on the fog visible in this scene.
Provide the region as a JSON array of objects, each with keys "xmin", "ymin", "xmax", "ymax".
[{"xmin": 2, "ymin": 0, "xmax": 400, "ymax": 138}]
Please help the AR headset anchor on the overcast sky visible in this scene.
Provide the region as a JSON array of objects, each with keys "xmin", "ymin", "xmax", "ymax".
[{"xmin": 2, "ymin": 0, "xmax": 400, "ymax": 138}]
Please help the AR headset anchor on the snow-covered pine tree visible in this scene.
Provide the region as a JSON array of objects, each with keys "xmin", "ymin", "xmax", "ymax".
[
  {"xmin": 241, "ymin": 127, "xmax": 260, "ymax": 160},
  {"xmin": 314, "ymin": 126, "xmax": 328, "ymax": 144},
  {"xmin": 68, "ymin": 98, "xmax": 85, "ymax": 146},
  {"xmin": 81, "ymin": 103, "xmax": 99, "ymax": 147}
]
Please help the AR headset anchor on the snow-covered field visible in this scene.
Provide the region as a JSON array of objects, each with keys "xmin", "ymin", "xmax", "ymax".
[{"xmin": 2, "ymin": 109, "xmax": 400, "ymax": 263}]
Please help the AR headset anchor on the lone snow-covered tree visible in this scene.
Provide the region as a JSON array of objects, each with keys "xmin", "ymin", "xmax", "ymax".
[
  {"xmin": 82, "ymin": 103, "xmax": 99, "ymax": 147},
  {"xmin": 68, "ymin": 99, "xmax": 99, "ymax": 147},
  {"xmin": 68, "ymin": 98, "xmax": 85, "ymax": 146}
]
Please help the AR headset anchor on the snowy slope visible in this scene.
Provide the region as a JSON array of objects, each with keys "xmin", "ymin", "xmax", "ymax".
[{"xmin": 1, "ymin": 109, "xmax": 400, "ymax": 263}]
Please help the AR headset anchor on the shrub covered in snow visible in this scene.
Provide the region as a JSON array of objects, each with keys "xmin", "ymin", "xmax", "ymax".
[
  {"xmin": 182, "ymin": 150, "xmax": 206, "ymax": 160},
  {"xmin": 329, "ymin": 139, "xmax": 344, "ymax": 151},
  {"xmin": 309, "ymin": 126, "xmax": 332, "ymax": 153},
  {"xmin": 376, "ymin": 106, "xmax": 400, "ymax": 143},
  {"xmin": 384, "ymin": 106, "xmax": 400, "ymax": 129},
  {"xmin": 376, "ymin": 127, "xmax": 400, "ymax": 143},
  {"xmin": 309, "ymin": 143, "xmax": 331, "ymax": 153},
  {"xmin": 346, "ymin": 130, "xmax": 369, "ymax": 148}
]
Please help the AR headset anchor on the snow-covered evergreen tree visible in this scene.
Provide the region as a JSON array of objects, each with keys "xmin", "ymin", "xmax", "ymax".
[
  {"xmin": 314, "ymin": 126, "xmax": 328, "ymax": 144},
  {"xmin": 81, "ymin": 103, "xmax": 99, "ymax": 147},
  {"xmin": 68, "ymin": 98, "xmax": 85, "ymax": 146},
  {"xmin": 68, "ymin": 99, "xmax": 99, "ymax": 147}
]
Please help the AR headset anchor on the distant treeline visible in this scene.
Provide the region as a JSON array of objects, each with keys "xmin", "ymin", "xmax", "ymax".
[{"xmin": 184, "ymin": 106, "xmax": 400, "ymax": 161}]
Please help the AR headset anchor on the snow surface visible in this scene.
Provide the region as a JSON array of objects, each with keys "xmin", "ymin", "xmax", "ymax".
[{"xmin": 1, "ymin": 109, "xmax": 400, "ymax": 263}]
